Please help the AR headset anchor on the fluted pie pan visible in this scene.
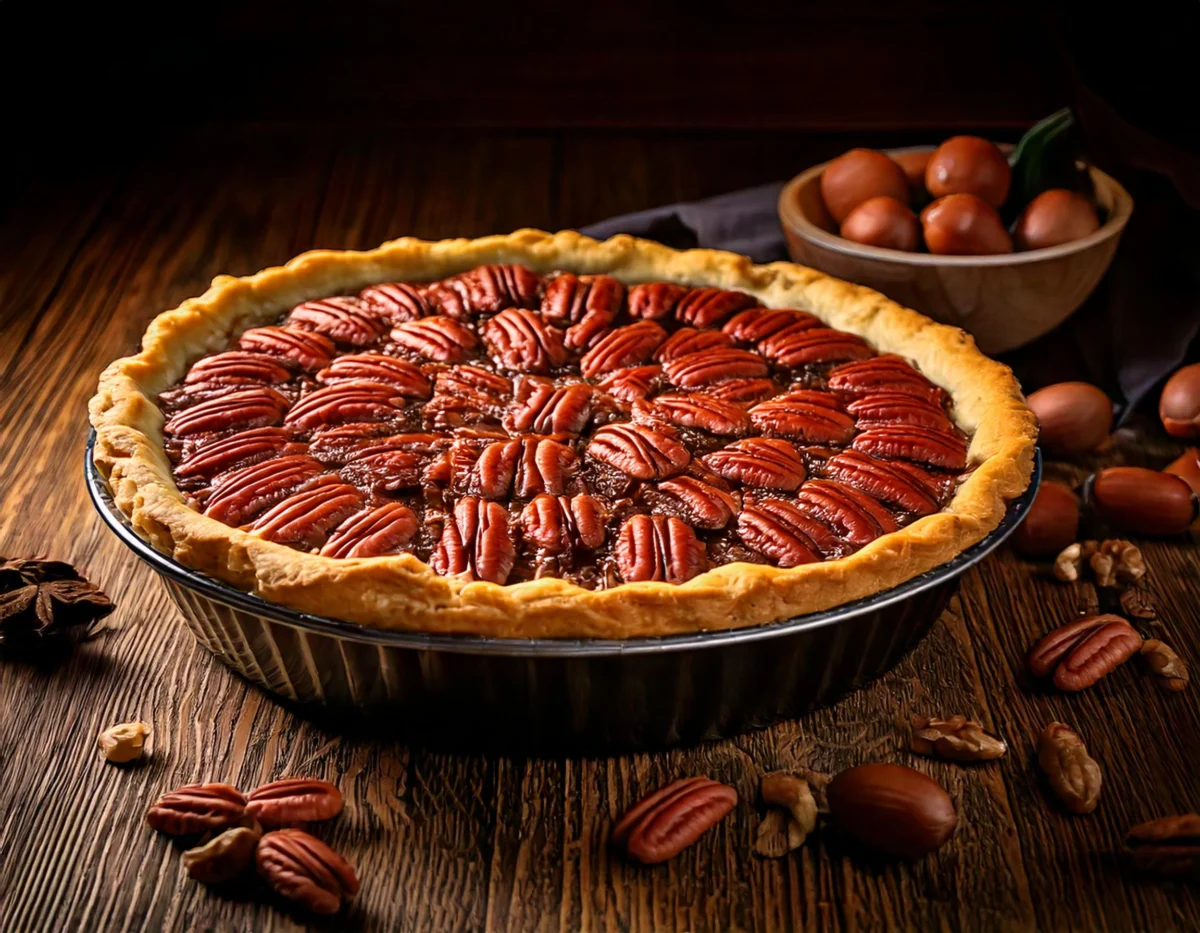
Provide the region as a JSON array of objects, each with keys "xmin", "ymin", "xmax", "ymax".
[
  {"xmin": 88, "ymin": 230, "xmax": 1036, "ymax": 641},
  {"xmin": 85, "ymin": 438, "xmax": 1041, "ymax": 751}
]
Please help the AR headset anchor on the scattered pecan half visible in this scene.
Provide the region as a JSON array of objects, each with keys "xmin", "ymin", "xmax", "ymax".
[
  {"xmin": 588, "ymin": 422, "xmax": 691, "ymax": 480},
  {"xmin": 250, "ymin": 480, "xmax": 365, "ymax": 549},
  {"xmin": 826, "ymin": 355, "xmax": 944, "ymax": 402},
  {"xmin": 320, "ymin": 503, "xmax": 419, "ymax": 558},
  {"xmin": 611, "ymin": 777, "xmax": 737, "ymax": 864},
  {"xmin": 1125, "ymin": 814, "xmax": 1200, "ymax": 878},
  {"xmin": 246, "ymin": 778, "xmax": 344, "ymax": 827},
  {"xmin": 284, "ymin": 381, "xmax": 406, "ymax": 432},
  {"xmin": 1140, "ymin": 639, "xmax": 1189, "ymax": 692},
  {"xmin": 287, "ymin": 296, "xmax": 387, "ymax": 347},
  {"xmin": 256, "ymin": 829, "xmax": 359, "ymax": 915},
  {"xmin": 1037, "ymin": 722, "xmax": 1101, "ymax": 814},
  {"xmin": 147, "ymin": 783, "xmax": 248, "ymax": 837},
  {"xmin": 520, "ymin": 494, "xmax": 606, "ymax": 554},
  {"xmin": 185, "ymin": 351, "xmax": 293, "ymax": 387},
  {"xmin": 389, "ymin": 316, "xmax": 478, "ymax": 362},
  {"xmin": 846, "ymin": 392, "xmax": 953, "ymax": 433},
  {"xmin": 822, "ymin": 450, "xmax": 943, "ymax": 515},
  {"xmin": 98, "ymin": 721, "xmax": 151, "ymax": 763},
  {"xmin": 758, "ymin": 327, "xmax": 872, "ymax": 366},
  {"xmin": 541, "ymin": 273, "xmax": 625, "ymax": 325},
  {"xmin": 749, "ymin": 390, "xmax": 855, "ymax": 445},
  {"xmin": 1027, "ymin": 614, "xmax": 1142, "ymax": 691},
  {"xmin": 653, "ymin": 327, "xmax": 734, "ymax": 362},
  {"xmin": 910, "ymin": 715, "xmax": 1007, "ymax": 761},
  {"xmin": 203, "ymin": 455, "xmax": 326, "ymax": 525},
  {"xmin": 852, "ymin": 425, "xmax": 969, "ymax": 471},
  {"xmin": 702, "ymin": 438, "xmax": 807, "ymax": 491},
  {"xmin": 163, "ymin": 387, "xmax": 291, "ymax": 437},
  {"xmin": 504, "ymin": 380, "xmax": 592, "ymax": 435},
  {"xmin": 579, "ymin": 321, "xmax": 668, "ymax": 379},
  {"xmin": 635, "ymin": 393, "xmax": 751, "ymax": 437},
  {"xmin": 737, "ymin": 500, "xmax": 824, "ymax": 566},
  {"xmin": 627, "ymin": 282, "xmax": 691, "ymax": 320},
  {"xmin": 482, "ymin": 308, "xmax": 568, "ymax": 374},
  {"xmin": 358, "ymin": 281, "xmax": 431, "ymax": 323},
  {"xmin": 430, "ymin": 496, "xmax": 516, "ymax": 584},
  {"xmin": 651, "ymin": 476, "xmax": 740, "ymax": 530},
  {"xmin": 661, "ymin": 348, "xmax": 769, "ymax": 388},
  {"xmin": 615, "ymin": 514, "xmax": 706, "ymax": 583},
  {"xmin": 181, "ymin": 825, "xmax": 263, "ymax": 885},
  {"xmin": 723, "ymin": 308, "xmax": 820, "ymax": 344},
  {"xmin": 317, "ymin": 353, "xmax": 432, "ymax": 398},
  {"xmin": 674, "ymin": 288, "xmax": 757, "ymax": 328},
  {"xmin": 176, "ymin": 428, "xmax": 303, "ymax": 480},
  {"xmin": 238, "ymin": 326, "xmax": 336, "ymax": 372},
  {"xmin": 422, "ymin": 263, "xmax": 541, "ymax": 317}
]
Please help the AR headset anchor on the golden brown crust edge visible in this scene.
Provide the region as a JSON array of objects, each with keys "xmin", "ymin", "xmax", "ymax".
[{"xmin": 89, "ymin": 229, "xmax": 1036, "ymax": 638}]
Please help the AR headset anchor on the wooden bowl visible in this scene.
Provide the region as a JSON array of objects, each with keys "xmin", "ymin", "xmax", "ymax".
[{"xmin": 778, "ymin": 146, "xmax": 1133, "ymax": 354}]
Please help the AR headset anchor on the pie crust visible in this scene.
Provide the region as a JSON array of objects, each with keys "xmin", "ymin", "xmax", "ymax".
[{"xmin": 89, "ymin": 229, "xmax": 1036, "ymax": 638}]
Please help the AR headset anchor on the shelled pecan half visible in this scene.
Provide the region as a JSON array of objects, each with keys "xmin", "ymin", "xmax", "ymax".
[
  {"xmin": 146, "ymin": 783, "xmax": 248, "ymax": 837},
  {"xmin": 163, "ymin": 387, "xmax": 291, "ymax": 437},
  {"xmin": 176, "ymin": 428, "xmax": 303, "ymax": 480},
  {"xmin": 650, "ymin": 476, "xmax": 740, "ymax": 529},
  {"xmin": 287, "ymin": 296, "xmax": 387, "ymax": 347},
  {"xmin": 587, "ymin": 422, "xmax": 691, "ymax": 480},
  {"xmin": 674, "ymin": 287, "xmax": 757, "ymax": 328},
  {"xmin": 635, "ymin": 393, "xmax": 751, "ymax": 437},
  {"xmin": 482, "ymin": 308, "xmax": 568, "ymax": 374},
  {"xmin": 1125, "ymin": 814, "xmax": 1200, "ymax": 878},
  {"xmin": 284, "ymin": 381, "xmax": 407, "ymax": 431},
  {"xmin": 737, "ymin": 500, "xmax": 824, "ymax": 566},
  {"xmin": 185, "ymin": 351, "xmax": 294, "ymax": 387},
  {"xmin": 579, "ymin": 321, "xmax": 668, "ymax": 378},
  {"xmin": 320, "ymin": 503, "xmax": 419, "ymax": 558},
  {"xmin": 316, "ymin": 353, "xmax": 432, "ymax": 398},
  {"xmin": 504, "ymin": 380, "xmax": 593, "ymax": 435},
  {"xmin": 422, "ymin": 263, "xmax": 540, "ymax": 317},
  {"xmin": 653, "ymin": 327, "xmax": 734, "ymax": 362},
  {"xmin": 846, "ymin": 392, "xmax": 954, "ymax": 432},
  {"xmin": 203, "ymin": 455, "xmax": 326, "ymax": 525},
  {"xmin": 430, "ymin": 496, "xmax": 516, "ymax": 584},
  {"xmin": 661, "ymin": 348, "xmax": 769, "ymax": 388},
  {"xmin": 389, "ymin": 316, "xmax": 478, "ymax": 363},
  {"xmin": 250, "ymin": 480, "xmax": 365, "ymax": 549},
  {"xmin": 702, "ymin": 438, "xmax": 807, "ymax": 491},
  {"xmin": 1037, "ymin": 722, "xmax": 1101, "ymax": 814},
  {"xmin": 852, "ymin": 425, "xmax": 969, "ymax": 471},
  {"xmin": 520, "ymin": 494, "xmax": 606, "ymax": 554},
  {"xmin": 910, "ymin": 715, "xmax": 1008, "ymax": 761},
  {"xmin": 541, "ymin": 273, "xmax": 625, "ymax": 325},
  {"xmin": 238, "ymin": 326, "xmax": 336, "ymax": 371},
  {"xmin": 826, "ymin": 355, "xmax": 944, "ymax": 402},
  {"xmin": 757, "ymin": 327, "xmax": 872, "ymax": 366},
  {"xmin": 822, "ymin": 450, "xmax": 943, "ymax": 515},
  {"xmin": 359, "ymin": 281, "xmax": 431, "ymax": 323},
  {"xmin": 615, "ymin": 514, "xmax": 706, "ymax": 583},
  {"xmin": 611, "ymin": 777, "xmax": 737, "ymax": 864},
  {"xmin": 628, "ymin": 282, "xmax": 691, "ymax": 321},
  {"xmin": 1027, "ymin": 614, "xmax": 1142, "ymax": 691},
  {"xmin": 749, "ymin": 391, "xmax": 856, "ymax": 445},
  {"xmin": 256, "ymin": 829, "xmax": 359, "ymax": 915},
  {"xmin": 723, "ymin": 308, "xmax": 820, "ymax": 344},
  {"xmin": 596, "ymin": 366, "xmax": 662, "ymax": 403}
]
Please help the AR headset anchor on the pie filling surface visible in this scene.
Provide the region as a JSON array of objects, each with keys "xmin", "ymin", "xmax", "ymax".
[{"xmin": 157, "ymin": 263, "xmax": 974, "ymax": 590}]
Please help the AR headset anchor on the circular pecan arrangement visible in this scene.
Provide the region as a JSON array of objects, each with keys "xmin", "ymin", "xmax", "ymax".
[{"xmin": 158, "ymin": 263, "xmax": 973, "ymax": 589}]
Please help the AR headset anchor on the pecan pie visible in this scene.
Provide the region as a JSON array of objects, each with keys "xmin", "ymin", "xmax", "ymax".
[{"xmin": 90, "ymin": 230, "xmax": 1035, "ymax": 637}]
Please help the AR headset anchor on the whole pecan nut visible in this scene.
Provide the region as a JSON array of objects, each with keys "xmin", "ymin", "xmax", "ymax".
[
  {"xmin": 587, "ymin": 423, "xmax": 691, "ymax": 480},
  {"xmin": 147, "ymin": 783, "xmax": 248, "ymax": 837},
  {"xmin": 256, "ymin": 829, "xmax": 359, "ymax": 915},
  {"xmin": 1037, "ymin": 722, "xmax": 1102, "ymax": 814},
  {"xmin": 246, "ymin": 778, "xmax": 344, "ymax": 827},
  {"xmin": 579, "ymin": 321, "xmax": 668, "ymax": 378},
  {"xmin": 182, "ymin": 825, "xmax": 263, "ymax": 885},
  {"xmin": 482, "ymin": 308, "xmax": 568, "ymax": 374},
  {"xmin": 611, "ymin": 777, "xmax": 737, "ymax": 864},
  {"xmin": 910, "ymin": 715, "xmax": 1008, "ymax": 761},
  {"xmin": 389, "ymin": 316, "xmax": 478, "ymax": 362},
  {"xmin": 1140, "ymin": 639, "xmax": 1190, "ymax": 692},
  {"xmin": 702, "ymin": 438, "xmax": 807, "ymax": 491},
  {"xmin": 615, "ymin": 514, "xmax": 706, "ymax": 583},
  {"xmin": 1125, "ymin": 814, "xmax": 1200, "ymax": 878},
  {"xmin": 662, "ymin": 348, "xmax": 769, "ymax": 388},
  {"xmin": 287, "ymin": 297, "xmax": 387, "ymax": 347},
  {"xmin": 238, "ymin": 326, "xmax": 336, "ymax": 372}
]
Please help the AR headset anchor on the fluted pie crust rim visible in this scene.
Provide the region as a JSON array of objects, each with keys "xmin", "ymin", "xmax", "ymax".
[{"xmin": 89, "ymin": 229, "xmax": 1036, "ymax": 638}]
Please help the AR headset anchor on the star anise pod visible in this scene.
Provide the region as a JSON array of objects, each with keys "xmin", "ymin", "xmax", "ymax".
[{"xmin": 0, "ymin": 557, "xmax": 115, "ymax": 644}]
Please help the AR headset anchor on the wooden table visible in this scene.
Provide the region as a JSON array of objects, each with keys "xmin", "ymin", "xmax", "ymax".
[{"xmin": 2, "ymin": 127, "xmax": 1198, "ymax": 933}]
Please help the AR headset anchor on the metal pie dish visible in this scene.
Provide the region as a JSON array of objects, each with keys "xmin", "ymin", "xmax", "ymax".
[{"xmin": 86, "ymin": 433, "xmax": 1040, "ymax": 753}]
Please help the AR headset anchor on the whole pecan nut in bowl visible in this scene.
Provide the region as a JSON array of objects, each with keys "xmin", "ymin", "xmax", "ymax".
[{"xmin": 88, "ymin": 230, "xmax": 1037, "ymax": 639}]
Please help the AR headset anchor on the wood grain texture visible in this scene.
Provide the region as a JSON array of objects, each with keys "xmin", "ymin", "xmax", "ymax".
[{"xmin": 1, "ymin": 126, "xmax": 1198, "ymax": 932}]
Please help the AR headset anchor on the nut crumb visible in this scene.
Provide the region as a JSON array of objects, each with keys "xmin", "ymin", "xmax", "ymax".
[
  {"xmin": 1141, "ymin": 639, "xmax": 1189, "ymax": 692},
  {"xmin": 97, "ymin": 721, "xmax": 150, "ymax": 763}
]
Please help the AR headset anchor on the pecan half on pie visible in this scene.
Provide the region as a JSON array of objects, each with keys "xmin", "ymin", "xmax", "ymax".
[{"xmin": 90, "ymin": 230, "xmax": 1035, "ymax": 637}]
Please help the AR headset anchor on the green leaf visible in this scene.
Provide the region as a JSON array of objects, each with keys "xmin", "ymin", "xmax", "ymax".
[{"xmin": 1006, "ymin": 108, "xmax": 1092, "ymax": 223}]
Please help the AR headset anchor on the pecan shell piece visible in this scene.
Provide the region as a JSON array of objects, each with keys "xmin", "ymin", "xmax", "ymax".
[
  {"xmin": 628, "ymin": 282, "xmax": 691, "ymax": 321},
  {"xmin": 652, "ymin": 476, "xmax": 740, "ymax": 530},
  {"xmin": 422, "ymin": 264, "xmax": 541, "ymax": 317},
  {"xmin": 238, "ymin": 326, "xmax": 336, "ymax": 371},
  {"xmin": 822, "ymin": 450, "xmax": 943, "ymax": 515},
  {"xmin": 203, "ymin": 455, "xmax": 326, "ymax": 525},
  {"xmin": 612, "ymin": 777, "xmax": 737, "ymax": 864},
  {"xmin": 431, "ymin": 496, "xmax": 516, "ymax": 584},
  {"xmin": 541, "ymin": 273, "xmax": 625, "ymax": 325},
  {"xmin": 749, "ymin": 391, "xmax": 855, "ymax": 445},
  {"xmin": 287, "ymin": 296, "xmax": 387, "ymax": 347},
  {"xmin": 146, "ymin": 783, "xmax": 248, "ymax": 837},
  {"xmin": 521, "ymin": 494, "xmax": 607, "ymax": 554},
  {"xmin": 316, "ymin": 353, "xmax": 432, "ymax": 398},
  {"xmin": 176, "ymin": 428, "xmax": 301, "ymax": 480},
  {"xmin": 852, "ymin": 425, "xmax": 969, "ymax": 471},
  {"xmin": 758, "ymin": 326, "xmax": 873, "ymax": 366},
  {"xmin": 587, "ymin": 422, "xmax": 691, "ymax": 480},
  {"xmin": 661, "ymin": 348, "xmax": 769, "ymax": 388},
  {"xmin": 504, "ymin": 380, "xmax": 593, "ymax": 435},
  {"xmin": 185, "ymin": 351, "xmax": 294, "ymax": 386},
  {"xmin": 674, "ymin": 287, "xmax": 757, "ymax": 328},
  {"xmin": 736, "ymin": 500, "xmax": 823, "ymax": 567},
  {"xmin": 723, "ymin": 307, "xmax": 820, "ymax": 343},
  {"xmin": 579, "ymin": 321, "xmax": 668, "ymax": 379},
  {"xmin": 615, "ymin": 514, "xmax": 707, "ymax": 583},
  {"xmin": 653, "ymin": 327, "xmax": 734, "ymax": 362},
  {"xmin": 596, "ymin": 366, "xmax": 662, "ymax": 402},
  {"xmin": 389, "ymin": 316, "xmax": 478, "ymax": 362},
  {"xmin": 284, "ymin": 381, "xmax": 407, "ymax": 432},
  {"xmin": 702, "ymin": 438, "xmax": 807, "ymax": 491},
  {"xmin": 257, "ymin": 829, "xmax": 359, "ymax": 915},
  {"xmin": 827, "ymin": 354, "xmax": 944, "ymax": 402},
  {"xmin": 163, "ymin": 387, "xmax": 290, "ymax": 437},
  {"xmin": 321, "ymin": 502, "xmax": 419, "ymax": 558},
  {"xmin": 482, "ymin": 308, "xmax": 568, "ymax": 374},
  {"xmin": 246, "ymin": 778, "xmax": 344, "ymax": 827},
  {"xmin": 359, "ymin": 281, "xmax": 431, "ymax": 323},
  {"xmin": 636, "ymin": 393, "xmax": 751, "ymax": 437},
  {"xmin": 793, "ymin": 479, "xmax": 897, "ymax": 547},
  {"xmin": 846, "ymin": 392, "xmax": 953, "ymax": 432},
  {"xmin": 249, "ymin": 479, "xmax": 365, "ymax": 548}
]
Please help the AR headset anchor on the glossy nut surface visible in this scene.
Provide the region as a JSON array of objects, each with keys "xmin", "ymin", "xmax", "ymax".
[
  {"xmin": 839, "ymin": 196, "xmax": 920, "ymax": 251},
  {"xmin": 1011, "ymin": 481, "xmax": 1079, "ymax": 558},
  {"xmin": 826, "ymin": 763, "xmax": 957, "ymax": 859},
  {"xmin": 1027, "ymin": 382, "xmax": 1113, "ymax": 456},
  {"xmin": 1091, "ymin": 467, "xmax": 1199, "ymax": 536},
  {"xmin": 820, "ymin": 148, "xmax": 910, "ymax": 224},
  {"xmin": 920, "ymin": 194, "xmax": 1012, "ymax": 256},
  {"xmin": 924, "ymin": 136, "xmax": 1011, "ymax": 207},
  {"xmin": 1160, "ymin": 363, "xmax": 1200, "ymax": 439}
]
